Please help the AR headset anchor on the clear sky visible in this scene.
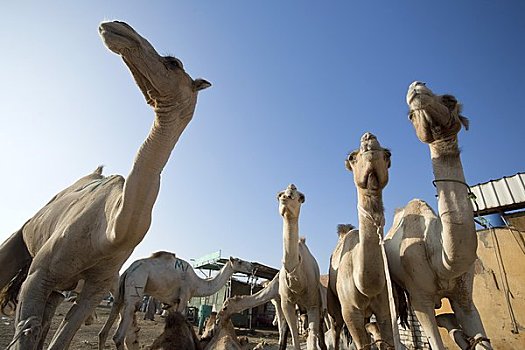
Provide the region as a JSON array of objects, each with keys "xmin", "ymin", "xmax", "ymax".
[{"xmin": 1, "ymin": 1, "xmax": 524, "ymax": 277}]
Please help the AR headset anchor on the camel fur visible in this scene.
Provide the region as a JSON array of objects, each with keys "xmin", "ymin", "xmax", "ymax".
[
  {"xmin": 277, "ymin": 184, "xmax": 327, "ymax": 350},
  {"xmin": 384, "ymin": 81, "xmax": 491, "ymax": 349},
  {"xmin": 327, "ymin": 133, "xmax": 395, "ymax": 350},
  {"xmin": 98, "ymin": 252, "xmax": 254, "ymax": 350},
  {"xmin": 148, "ymin": 311, "xmax": 202, "ymax": 350},
  {"xmin": 200, "ymin": 310, "xmax": 248, "ymax": 350},
  {"xmin": 0, "ymin": 21, "xmax": 210, "ymax": 350}
]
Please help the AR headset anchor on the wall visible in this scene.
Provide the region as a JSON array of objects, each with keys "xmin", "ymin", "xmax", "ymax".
[{"xmin": 435, "ymin": 217, "xmax": 525, "ymax": 349}]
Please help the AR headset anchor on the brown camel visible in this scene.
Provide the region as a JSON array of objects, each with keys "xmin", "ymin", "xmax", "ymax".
[
  {"xmin": 148, "ymin": 311, "xmax": 202, "ymax": 350},
  {"xmin": 0, "ymin": 21, "xmax": 209, "ymax": 350},
  {"xmin": 327, "ymin": 132, "xmax": 395, "ymax": 350},
  {"xmin": 384, "ymin": 81, "xmax": 491, "ymax": 349}
]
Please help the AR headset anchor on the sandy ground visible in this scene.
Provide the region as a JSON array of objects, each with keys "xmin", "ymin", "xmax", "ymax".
[{"xmin": 0, "ymin": 302, "xmax": 287, "ymax": 349}]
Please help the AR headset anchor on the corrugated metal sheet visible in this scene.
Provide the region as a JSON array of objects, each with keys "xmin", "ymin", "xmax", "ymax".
[{"xmin": 470, "ymin": 172, "xmax": 525, "ymax": 215}]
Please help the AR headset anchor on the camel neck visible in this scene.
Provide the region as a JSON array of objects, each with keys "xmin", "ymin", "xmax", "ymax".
[
  {"xmin": 193, "ymin": 262, "xmax": 234, "ymax": 297},
  {"xmin": 429, "ymin": 139, "xmax": 477, "ymax": 277},
  {"xmin": 357, "ymin": 191, "xmax": 384, "ymax": 245},
  {"xmin": 354, "ymin": 190, "xmax": 386, "ymax": 295},
  {"xmin": 282, "ymin": 218, "xmax": 300, "ymax": 272},
  {"xmin": 111, "ymin": 99, "xmax": 198, "ymax": 249}
]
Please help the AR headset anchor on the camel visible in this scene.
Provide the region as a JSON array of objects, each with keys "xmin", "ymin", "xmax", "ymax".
[
  {"xmin": 384, "ymin": 81, "xmax": 492, "ymax": 349},
  {"xmin": 0, "ymin": 21, "xmax": 210, "ymax": 350},
  {"xmin": 220, "ymin": 274, "xmax": 289, "ymax": 348},
  {"xmin": 277, "ymin": 184, "xmax": 326, "ymax": 350},
  {"xmin": 327, "ymin": 132, "xmax": 395, "ymax": 350},
  {"xmin": 98, "ymin": 251, "xmax": 254, "ymax": 350},
  {"xmin": 148, "ymin": 310, "xmax": 202, "ymax": 350},
  {"xmin": 202, "ymin": 314, "xmax": 247, "ymax": 350}
]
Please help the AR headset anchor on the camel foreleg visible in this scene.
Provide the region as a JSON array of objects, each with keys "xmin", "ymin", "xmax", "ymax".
[
  {"xmin": 306, "ymin": 305, "xmax": 327, "ymax": 350},
  {"xmin": 410, "ymin": 294, "xmax": 446, "ymax": 350},
  {"xmin": 47, "ymin": 280, "xmax": 106, "ymax": 350},
  {"xmin": 281, "ymin": 299, "xmax": 301, "ymax": 350},
  {"xmin": 37, "ymin": 291, "xmax": 65, "ymax": 350}
]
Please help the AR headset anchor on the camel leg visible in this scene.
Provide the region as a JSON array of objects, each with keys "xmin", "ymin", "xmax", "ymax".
[
  {"xmin": 281, "ymin": 300, "xmax": 301, "ymax": 350},
  {"xmin": 306, "ymin": 306, "xmax": 327, "ymax": 350},
  {"xmin": 340, "ymin": 306, "xmax": 369, "ymax": 350},
  {"xmin": 371, "ymin": 294, "xmax": 394, "ymax": 349},
  {"xmin": 47, "ymin": 281, "xmax": 106, "ymax": 350},
  {"xmin": 37, "ymin": 291, "xmax": 65, "ymax": 350},
  {"xmin": 14, "ymin": 269, "xmax": 54, "ymax": 349},
  {"xmin": 273, "ymin": 300, "xmax": 289, "ymax": 350},
  {"xmin": 449, "ymin": 297, "xmax": 492, "ymax": 350},
  {"xmin": 410, "ymin": 295, "xmax": 445, "ymax": 350},
  {"xmin": 99, "ymin": 299, "xmax": 123, "ymax": 350},
  {"xmin": 113, "ymin": 299, "xmax": 140, "ymax": 350},
  {"xmin": 124, "ymin": 313, "xmax": 140, "ymax": 350},
  {"xmin": 326, "ymin": 284, "xmax": 343, "ymax": 350},
  {"xmin": 435, "ymin": 313, "xmax": 470, "ymax": 349}
]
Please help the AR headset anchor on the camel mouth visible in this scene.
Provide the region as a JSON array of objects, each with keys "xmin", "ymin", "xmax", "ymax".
[
  {"xmin": 407, "ymin": 82, "xmax": 433, "ymax": 106},
  {"xmin": 99, "ymin": 21, "xmax": 143, "ymax": 54},
  {"xmin": 100, "ymin": 21, "xmax": 168, "ymax": 104}
]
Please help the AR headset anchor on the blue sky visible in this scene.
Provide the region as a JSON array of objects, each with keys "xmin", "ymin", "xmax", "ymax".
[{"xmin": 1, "ymin": 1, "xmax": 524, "ymax": 276}]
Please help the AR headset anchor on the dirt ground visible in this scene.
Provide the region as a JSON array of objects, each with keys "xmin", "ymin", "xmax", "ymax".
[{"xmin": 0, "ymin": 302, "xmax": 286, "ymax": 349}]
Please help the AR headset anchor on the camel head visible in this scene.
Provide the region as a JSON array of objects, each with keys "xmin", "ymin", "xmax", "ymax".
[
  {"xmin": 99, "ymin": 21, "xmax": 210, "ymax": 109},
  {"xmin": 277, "ymin": 184, "xmax": 305, "ymax": 219},
  {"xmin": 228, "ymin": 257, "xmax": 255, "ymax": 275},
  {"xmin": 345, "ymin": 132, "xmax": 391, "ymax": 192},
  {"xmin": 406, "ymin": 81, "xmax": 469, "ymax": 144}
]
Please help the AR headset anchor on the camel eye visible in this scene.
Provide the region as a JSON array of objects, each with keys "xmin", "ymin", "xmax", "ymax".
[{"xmin": 164, "ymin": 56, "xmax": 183, "ymax": 69}]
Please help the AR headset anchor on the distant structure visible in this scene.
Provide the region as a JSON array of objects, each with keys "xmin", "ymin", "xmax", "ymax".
[{"xmin": 189, "ymin": 251, "xmax": 279, "ymax": 329}]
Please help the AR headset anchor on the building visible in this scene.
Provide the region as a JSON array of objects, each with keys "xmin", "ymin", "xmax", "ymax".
[{"xmin": 187, "ymin": 250, "xmax": 279, "ymax": 329}]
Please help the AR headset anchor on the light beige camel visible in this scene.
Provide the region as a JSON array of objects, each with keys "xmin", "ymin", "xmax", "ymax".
[
  {"xmin": 0, "ymin": 21, "xmax": 210, "ymax": 350},
  {"xmin": 221, "ymin": 274, "xmax": 290, "ymax": 348},
  {"xmin": 221, "ymin": 273, "xmax": 339, "ymax": 350},
  {"xmin": 384, "ymin": 81, "xmax": 491, "ymax": 349},
  {"xmin": 98, "ymin": 251, "xmax": 253, "ymax": 350},
  {"xmin": 277, "ymin": 184, "xmax": 326, "ymax": 350},
  {"xmin": 327, "ymin": 132, "xmax": 394, "ymax": 350},
  {"xmin": 148, "ymin": 310, "xmax": 202, "ymax": 350}
]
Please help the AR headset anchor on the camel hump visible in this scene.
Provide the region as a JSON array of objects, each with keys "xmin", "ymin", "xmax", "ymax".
[
  {"xmin": 94, "ymin": 165, "xmax": 104, "ymax": 175},
  {"xmin": 150, "ymin": 251, "xmax": 176, "ymax": 259},
  {"xmin": 337, "ymin": 224, "xmax": 355, "ymax": 236},
  {"xmin": 403, "ymin": 199, "xmax": 437, "ymax": 217}
]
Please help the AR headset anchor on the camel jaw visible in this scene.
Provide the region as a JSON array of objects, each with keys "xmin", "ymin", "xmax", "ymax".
[
  {"xmin": 406, "ymin": 81, "xmax": 434, "ymax": 108},
  {"xmin": 99, "ymin": 21, "xmax": 157, "ymax": 56}
]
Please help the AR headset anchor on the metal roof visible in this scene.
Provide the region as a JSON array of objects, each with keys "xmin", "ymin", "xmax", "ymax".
[
  {"xmin": 193, "ymin": 257, "xmax": 279, "ymax": 280},
  {"xmin": 470, "ymin": 172, "xmax": 525, "ymax": 216}
]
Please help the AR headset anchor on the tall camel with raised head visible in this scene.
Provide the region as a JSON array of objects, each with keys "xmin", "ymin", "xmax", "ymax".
[
  {"xmin": 98, "ymin": 251, "xmax": 254, "ymax": 350},
  {"xmin": 384, "ymin": 81, "xmax": 491, "ymax": 349},
  {"xmin": 327, "ymin": 132, "xmax": 394, "ymax": 350},
  {"xmin": 277, "ymin": 184, "xmax": 326, "ymax": 350},
  {"xmin": 0, "ymin": 21, "xmax": 209, "ymax": 350}
]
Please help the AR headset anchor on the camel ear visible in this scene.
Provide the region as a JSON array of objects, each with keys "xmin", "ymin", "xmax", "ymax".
[
  {"xmin": 384, "ymin": 149, "xmax": 392, "ymax": 168},
  {"xmin": 345, "ymin": 151, "xmax": 357, "ymax": 172},
  {"xmin": 459, "ymin": 115, "xmax": 469, "ymax": 131},
  {"xmin": 299, "ymin": 193, "xmax": 305, "ymax": 203},
  {"xmin": 440, "ymin": 94, "xmax": 458, "ymax": 112},
  {"xmin": 229, "ymin": 257, "xmax": 237, "ymax": 264},
  {"xmin": 193, "ymin": 78, "xmax": 211, "ymax": 91}
]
